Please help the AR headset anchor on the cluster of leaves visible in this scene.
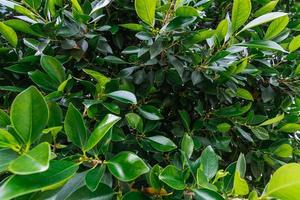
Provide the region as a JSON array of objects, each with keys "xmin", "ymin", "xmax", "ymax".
[{"xmin": 0, "ymin": 0, "xmax": 300, "ymax": 199}]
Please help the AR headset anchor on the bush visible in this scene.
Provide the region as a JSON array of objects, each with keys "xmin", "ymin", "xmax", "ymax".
[{"xmin": 0, "ymin": 0, "xmax": 300, "ymax": 199}]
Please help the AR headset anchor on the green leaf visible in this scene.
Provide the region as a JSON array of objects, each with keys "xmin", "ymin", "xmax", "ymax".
[
  {"xmin": 0, "ymin": 160, "xmax": 79, "ymax": 200},
  {"xmin": 265, "ymin": 15, "xmax": 289, "ymax": 40},
  {"xmin": 85, "ymin": 114, "xmax": 120, "ymax": 151},
  {"xmin": 135, "ymin": 0, "xmax": 156, "ymax": 27},
  {"xmin": 181, "ymin": 134, "xmax": 194, "ymax": 159},
  {"xmin": 279, "ymin": 123, "xmax": 300, "ymax": 133},
  {"xmin": 265, "ymin": 163, "xmax": 300, "ymax": 200},
  {"xmin": 200, "ymin": 146, "xmax": 218, "ymax": 180},
  {"xmin": 0, "ymin": 149, "xmax": 18, "ymax": 173},
  {"xmin": 64, "ymin": 184, "xmax": 114, "ymax": 200},
  {"xmin": 254, "ymin": 0, "xmax": 279, "ymax": 17},
  {"xmin": 107, "ymin": 151, "xmax": 149, "ymax": 182},
  {"xmin": 40, "ymin": 55, "xmax": 66, "ymax": 84},
  {"xmin": 250, "ymin": 126, "xmax": 269, "ymax": 140},
  {"xmin": 4, "ymin": 19, "xmax": 39, "ymax": 36},
  {"xmin": 193, "ymin": 189, "xmax": 225, "ymax": 200},
  {"xmin": 0, "ymin": 129, "xmax": 18, "ymax": 149},
  {"xmin": 125, "ymin": 113, "xmax": 143, "ymax": 133},
  {"xmin": 159, "ymin": 165, "xmax": 186, "ymax": 190},
  {"xmin": 289, "ymin": 35, "xmax": 300, "ymax": 52},
  {"xmin": 138, "ymin": 105, "xmax": 163, "ymax": 120},
  {"xmin": 119, "ymin": 23, "xmax": 144, "ymax": 31},
  {"xmin": 11, "ymin": 86, "xmax": 49, "ymax": 144},
  {"xmin": 196, "ymin": 168, "xmax": 217, "ymax": 191},
  {"xmin": 214, "ymin": 103, "xmax": 252, "ymax": 117},
  {"xmin": 9, "ymin": 142, "xmax": 50, "ymax": 175},
  {"xmin": 24, "ymin": 0, "xmax": 41, "ymax": 10},
  {"xmin": 259, "ymin": 113, "xmax": 284, "ymax": 126},
  {"xmin": 166, "ymin": 17, "xmax": 196, "ymax": 31},
  {"xmin": 179, "ymin": 110, "xmax": 191, "ymax": 130},
  {"xmin": 273, "ymin": 144, "xmax": 293, "ymax": 158},
  {"xmin": 83, "ymin": 69, "xmax": 110, "ymax": 87},
  {"xmin": 175, "ymin": 6, "xmax": 199, "ymax": 17},
  {"xmin": 90, "ymin": 0, "xmax": 112, "ymax": 14},
  {"xmin": 239, "ymin": 12, "xmax": 287, "ymax": 34},
  {"xmin": 122, "ymin": 191, "xmax": 151, "ymax": 200},
  {"xmin": 216, "ymin": 19, "xmax": 228, "ymax": 42},
  {"xmin": 231, "ymin": 0, "xmax": 251, "ymax": 32},
  {"xmin": 184, "ymin": 29, "xmax": 215, "ymax": 47},
  {"xmin": 104, "ymin": 56, "xmax": 128, "ymax": 64},
  {"xmin": 85, "ymin": 165, "xmax": 106, "ymax": 192},
  {"xmin": 0, "ymin": 109, "xmax": 10, "ymax": 128},
  {"xmin": 217, "ymin": 123, "xmax": 231, "ymax": 133},
  {"xmin": 0, "ymin": 21, "xmax": 18, "ymax": 47},
  {"xmin": 233, "ymin": 154, "xmax": 249, "ymax": 196},
  {"xmin": 236, "ymin": 88, "xmax": 254, "ymax": 101},
  {"xmin": 147, "ymin": 135, "xmax": 177, "ymax": 152},
  {"xmin": 235, "ymin": 40, "xmax": 287, "ymax": 52},
  {"xmin": 64, "ymin": 103, "xmax": 87, "ymax": 150},
  {"xmin": 107, "ymin": 90, "xmax": 137, "ymax": 104}
]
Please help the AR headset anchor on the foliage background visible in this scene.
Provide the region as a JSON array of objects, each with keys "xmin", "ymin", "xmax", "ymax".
[{"xmin": 0, "ymin": 0, "xmax": 300, "ymax": 199}]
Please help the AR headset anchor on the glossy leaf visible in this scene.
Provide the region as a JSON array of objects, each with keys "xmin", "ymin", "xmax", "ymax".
[
  {"xmin": 85, "ymin": 114, "xmax": 120, "ymax": 151},
  {"xmin": 9, "ymin": 142, "xmax": 50, "ymax": 175},
  {"xmin": 0, "ymin": 22, "xmax": 18, "ymax": 47},
  {"xmin": 85, "ymin": 165, "xmax": 106, "ymax": 192},
  {"xmin": 159, "ymin": 165, "xmax": 186, "ymax": 190},
  {"xmin": 135, "ymin": 0, "xmax": 156, "ymax": 27},
  {"xmin": 107, "ymin": 151, "xmax": 149, "ymax": 182},
  {"xmin": 200, "ymin": 146, "xmax": 219, "ymax": 180},
  {"xmin": 40, "ymin": 55, "xmax": 66, "ymax": 84},
  {"xmin": 11, "ymin": 86, "xmax": 49, "ymax": 144},
  {"xmin": 289, "ymin": 35, "xmax": 300, "ymax": 52},
  {"xmin": 138, "ymin": 105, "xmax": 163, "ymax": 120},
  {"xmin": 147, "ymin": 135, "xmax": 177, "ymax": 152},
  {"xmin": 125, "ymin": 112, "xmax": 143, "ymax": 132},
  {"xmin": 107, "ymin": 90, "xmax": 137, "ymax": 104},
  {"xmin": 231, "ymin": 0, "xmax": 251, "ymax": 32},
  {"xmin": 265, "ymin": 15, "xmax": 289, "ymax": 40}
]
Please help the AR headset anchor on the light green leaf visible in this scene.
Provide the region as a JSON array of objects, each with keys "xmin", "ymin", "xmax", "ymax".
[
  {"xmin": 11, "ymin": 86, "xmax": 49, "ymax": 144},
  {"xmin": 107, "ymin": 90, "xmax": 137, "ymax": 104},
  {"xmin": 216, "ymin": 19, "xmax": 228, "ymax": 43},
  {"xmin": 40, "ymin": 55, "xmax": 66, "ymax": 84},
  {"xmin": 239, "ymin": 12, "xmax": 287, "ymax": 34},
  {"xmin": 231, "ymin": 0, "xmax": 251, "ymax": 32},
  {"xmin": 0, "ymin": 149, "xmax": 18, "ymax": 173},
  {"xmin": 0, "ymin": 129, "xmax": 19, "ymax": 149},
  {"xmin": 135, "ymin": 0, "xmax": 156, "ymax": 27},
  {"xmin": 0, "ymin": 22, "xmax": 18, "ymax": 47},
  {"xmin": 264, "ymin": 163, "xmax": 300, "ymax": 200},
  {"xmin": 107, "ymin": 151, "xmax": 149, "ymax": 182},
  {"xmin": 159, "ymin": 165, "xmax": 186, "ymax": 190},
  {"xmin": 279, "ymin": 123, "xmax": 300, "ymax": 133},
  {"xmin": 9, "ymin": 142, "xmax": 50, "ymax": 175},
  {"xmin": 175, "ymin": 6, "xmax": 199, "ymax": 17},
  {"xmin": 83, "ymin": 69, "xmax": 110, "ymax": 86},
  {"xmin": 64, "ymin": 103, "xmax": 87, "ymax": 150},
  {"xmin": 254, "ymin": 0, "xmax": 279, "ymax": 17},
  {"xmin": 273, "ymin": 144, "xmax": 293, "ymax": 158},
  {"xmin": 4, "ymin": 19, "xmax": 39, "ymax": 36},
  {"xmin": 259, "ymin": 113, "xmax": 284, "ymax": 126},
  {"xmin": 233, "ymin": 154, "xmax": 249, "ymax": 195},
  {"xmin": 265, "ymin": 15, "xmax": 289, "ymax": 40},
  {"xmin": 289, "ymin": 35, "xmax": 300, "ymax": 52},
  {"xmin": 0, "ymin": 160, "xmax": 79, "ymax": 200},
  {"xmin": 119, "ymin": 23, "xmax": 144, "ymax": 31},
  {"xmin": 0, "ymin": 109, "xmax": 10, "ymax": 128},
  {"xmin": 85, "ymin": 114, "xmax": 120, "ymax": 151},
  {"xmin": 236, "ymin": 88, "xmax": 254, "ymax": 101}
]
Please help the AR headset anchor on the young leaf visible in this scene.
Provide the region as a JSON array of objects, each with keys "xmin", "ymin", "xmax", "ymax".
[
  {"xmin": 85, "ymin": 114, "xmax": 120, "ymax": 151},
  {"xmin": 64, "ymin": 103, "xmax": 87, "ymax": 150},
  {"xmin": 265, "ymin": 15, "xmax": 289, "ymax": 40},
  {"xmin": 279, "ymin": 123, "xmax": 300, "ymax": 133},
  {"xmin": 11, "ymin": 86, "xmax": 49, "ymax": 144},
  {"xmin": 0, "ymin": 160, "xmax": 79, "ymax": 200},
  {"xmin": 233, "ymin": 154, "xmax": 249, "ymax": 196},
  {"xmin": 264, "ymin": 163, "xmax": 300, "ymax": 200},
  {"xmin": 107, "ymin": 151, "xmax": 149, "ymax": 182},
  {"xmin": 135, "ymin": 0, "xmax": 156, "ymax": 27},
  {"xmin": 9, "ymin": 142, "xmax": 50, "ymax": 175},
  {"xmin": 289, "ymin": 35, "xmax": 300, "ymax": 52},
  {"xmin": 259, "ymin": 113, "xmax": 284, "ymax": 126},
  {"xmin": 0, "ymin": 22, "xmax": 18, "ymax": 47},
  {"xmin": 236, "ymin": 88, "xmax": 254, "ymax": 101},
  {"xmin": 231, "ymin": 0, "xmax": 251, "ymax": 32}
]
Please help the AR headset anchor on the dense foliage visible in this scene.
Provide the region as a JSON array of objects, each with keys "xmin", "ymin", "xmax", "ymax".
[{"xmin": 0, "ymin": 0, "xmax": 300, "ymax": 199}]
